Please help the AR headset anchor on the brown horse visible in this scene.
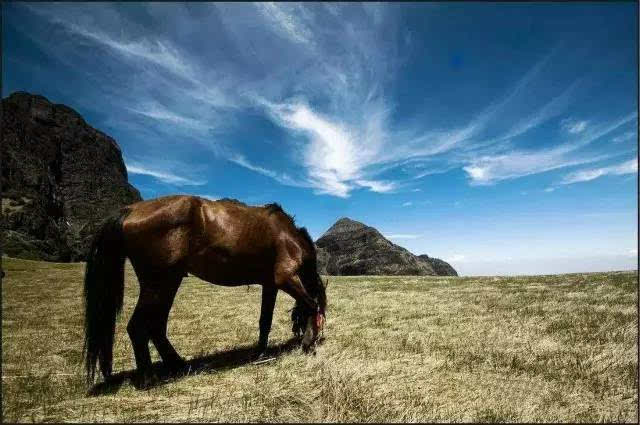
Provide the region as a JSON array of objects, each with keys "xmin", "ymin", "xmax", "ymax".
[{"xmin": 83, "ymin": 195, "xmax": 327, "ymax": 387}]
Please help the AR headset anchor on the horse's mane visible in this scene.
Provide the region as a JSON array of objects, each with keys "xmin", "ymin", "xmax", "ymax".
[
  {"xmin": 264, "ymin": 202, "xmax": 290, "ymax": 219},
  {"xmin": 297, "ymin": 227, "xmax": 316, "ymax": 257},
  {"xmin": 264, "ymin": 203, "xmax": 316, "ymax": 257}
]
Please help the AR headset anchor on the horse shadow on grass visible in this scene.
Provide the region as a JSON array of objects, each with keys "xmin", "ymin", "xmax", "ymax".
[{"xmin": 87, "ymin": 336, "xmax": 318, "ymax": 396}]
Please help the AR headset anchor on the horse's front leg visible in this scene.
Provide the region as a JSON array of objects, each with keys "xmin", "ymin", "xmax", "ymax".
[{"xmin": 256, "ymin": 285, "xmax": 278, "ymax": 359}]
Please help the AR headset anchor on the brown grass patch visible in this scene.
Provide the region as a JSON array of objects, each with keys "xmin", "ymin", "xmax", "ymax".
[{"xmin": 2, "ymin": 257, "xmax": 637, "ymax": 422}]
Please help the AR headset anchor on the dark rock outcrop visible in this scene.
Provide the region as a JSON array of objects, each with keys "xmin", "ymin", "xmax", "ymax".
[
  {"xmin": 315, "ymin": 217, "xmax": 439, "ymax": 276},
  {"xmin": 1, "ymin": 92, "xmax": 141, "ymax": 261},
  {"xmin": 417, "ymin": 254, "xmax": 458, "ymax": 276}
]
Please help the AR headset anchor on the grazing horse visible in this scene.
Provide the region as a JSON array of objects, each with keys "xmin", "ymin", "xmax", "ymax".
[{"xmin": 83, "ymin": 195, "xmax": 327, "ymax": 387}]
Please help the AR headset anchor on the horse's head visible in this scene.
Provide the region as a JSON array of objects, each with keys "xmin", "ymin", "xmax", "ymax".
[
  {"xmin": 292, "ymin": 275, "xmax": 328, "ymax": 352},
  {"xmin": 289, "ymin": 226, "xmax": 327, "ymax": 352}
]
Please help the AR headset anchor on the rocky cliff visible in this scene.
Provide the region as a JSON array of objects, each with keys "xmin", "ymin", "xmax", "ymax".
[
  {"xmin": 417, "ymin": 254, "xmax": 458, "ymax": 277},
  {"xmin": 1, "ymin": 92, "xmax": 141, "ymax": 261},
  {"xmin": 316, "ymin": 217, "xmax": 441, "ymax": 275}
]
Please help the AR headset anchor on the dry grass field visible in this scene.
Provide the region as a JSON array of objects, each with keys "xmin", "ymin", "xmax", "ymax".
[{"xmin": 2, "ymin": 256, "xmax": 638, "ymax": 422}]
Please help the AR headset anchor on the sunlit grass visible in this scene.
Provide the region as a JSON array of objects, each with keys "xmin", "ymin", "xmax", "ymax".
[{"xmin": 2, "ymin": 256, "xmax": 637, "ymax": 422}]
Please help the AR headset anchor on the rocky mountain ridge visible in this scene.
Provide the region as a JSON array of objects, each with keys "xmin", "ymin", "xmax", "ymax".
[
  {"xmin": 1, "ymin": 91, "xmax": 141, "ymax": 261},
  {"xmin": 315, "ymin": 217, "xmax": 457, "ymax": 276}
]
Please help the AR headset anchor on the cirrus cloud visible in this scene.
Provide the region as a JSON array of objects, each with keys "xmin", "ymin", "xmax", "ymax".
[{"xmin": 560, "ymin": 158, "xmax": 637, "ymax": 185}]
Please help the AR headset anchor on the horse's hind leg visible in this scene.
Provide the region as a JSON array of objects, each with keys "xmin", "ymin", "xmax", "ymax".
[
  {"xmin": 148, "ymin": 275, "xmax": 186, "ymax": 373},
  {"xmin": 127, "ymin": 268, "xmax": 184, "ymax": 387},
  {"xmin": 127, "ymin": 287, "xmax": 155, "ymax": 388}
]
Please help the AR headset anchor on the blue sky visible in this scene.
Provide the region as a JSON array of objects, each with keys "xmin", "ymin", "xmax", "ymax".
[{"xmin": 4, "ymin": 2, "xmax": 637, "ymax": 275}]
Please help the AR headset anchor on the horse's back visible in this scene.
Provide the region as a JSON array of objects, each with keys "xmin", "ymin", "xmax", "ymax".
[
  {"xmin": 121, "ymin": 195, "xmax": 201, "ymax": 270},
  {"xmin": 119, "ymin": 195, "xmax": 286, "ymax": 284},
  {"xmin": 187, "ymin": 199, "xmax": 283, "ymax": 284},
  {"xmin": 124, "ymin": 195, "xmax": 196, "ymax": 225}
]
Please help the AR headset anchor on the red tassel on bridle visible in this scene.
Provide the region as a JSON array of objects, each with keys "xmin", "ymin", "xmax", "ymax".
[{"xmin": 313, "ymin": 308, "xmax": 325, "ymax": 336}]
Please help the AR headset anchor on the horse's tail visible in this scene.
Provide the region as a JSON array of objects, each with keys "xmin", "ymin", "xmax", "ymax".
[{"xmin": 83, "ymin": 208, "xmax": 130, "ymax": 383}]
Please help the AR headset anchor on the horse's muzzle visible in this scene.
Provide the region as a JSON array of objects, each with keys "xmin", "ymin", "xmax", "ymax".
[{"xmin": 301, "ymin": 312, "xmax": 325, "ymax": 353}]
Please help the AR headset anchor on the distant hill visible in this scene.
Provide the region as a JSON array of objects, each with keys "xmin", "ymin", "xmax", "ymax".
[
  {"xmin": 315, "ymin": 217, "xmax": 457, "ymax": 276},
  {"xmin": 417, "ymin": 254, "xmax": 458, "ymax": 277},
  {"xmin": 1, "ymin": 92, "xmax": 141, "ymax": 261}
]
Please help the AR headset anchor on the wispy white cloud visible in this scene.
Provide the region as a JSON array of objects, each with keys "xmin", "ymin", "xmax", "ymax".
[
  {"xmin": 374, "ymin": 47, "xmax": 572, "ymax": 168},
  {"xmin": 463, "ymin": 113, "xmax": 637, "ymax": 185},
  {"xmin": 125, "ymin": 160, "xmax": 206, "ymax": 186},
  {"xmin": 23, "ymin": 3, "xmax": 238, "ymax": 111},
  {"xmin": 323, "ymin": 4, "xmax": 341, "ymax": 17},
  {"xmin": 84, "ymin": 33, "xmax": 191, "ymax": 79},
  {"xmin": 64, "ymin": 20, "xmax": 236, "ymax": 109},
  {"xmin": 24, "ymin": 4, "xmax": 195, "ymax": 81},
  {"xmin": 16, "ymin": 3, "xmax": 636, "ymax": 199},
  {"xmin": 559, "ymin": 158, "xmax": 637, "ymax": 185},
  {"xmin": 430, "ymin": 45, "xmax": 561, "ymax": 156},
  {"xmin": 463, "ymin": 152, "xmax": 602, "ymax": 186},
  {"xmin": 561, "ymin": 118, "xmax": 588, "ymax": 134},
  {"xmin": 256, "ymin": 98, "xmax": 395, "ymax": 196},
  {"xmin": 355, "ymin": 179, "xmax": 396, "ymax": 193},
  {"xmin": 247, "ymin": 38, "xmax": 569, "ymax": 196},
  {"xmin": 407, "ymin": 163, "xmax": 459, "ymax": 180},
  {"xmin": 254, "ymin": 2, "xmax": 313, "ymax": 47},
  {"xmin": 555, "ymin": 112, "xmax": 637, "ymax": 154},
  {"xmin": 401, "ymin": 201, "xmax": 413, "ymax": 207},
  {"xmin": 497, "ymin": 79, "xmax": 583, "ymax": 142},
  {"xmin": 227, "ymin": 154, "xmax": 309, "ymax": 189},
  {"xmin": 127, "ymin": 103, "xmax": 212, "ymax": 132},
  {"xmin": 612, "ymin": 131, "xmax": 636, "ymax": 143}
]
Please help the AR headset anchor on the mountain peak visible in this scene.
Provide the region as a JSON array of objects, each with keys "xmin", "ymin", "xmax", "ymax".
[
  {"xmin": 315, "ymin": 217, "xmax": 454, "ymax": 276},
  {"xmin": 325, "ymin": 217, "xmax": 367, "ymax": 234}
]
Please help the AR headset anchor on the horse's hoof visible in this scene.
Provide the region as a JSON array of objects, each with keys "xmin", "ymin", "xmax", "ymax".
[
  {"xmin": 170, "ymin": 360, "xmax": 192, "ymax": 377},
  {"xmin": 301, "ymin": 342, "xmax": 317, "ymax": 355},
  {"xmin": 133, "ymin": 371, "xmax": 158, "ymax": 390},
  {"xmin": 167, "ymin": 358, "xmax": 188, "ymax": 373}
]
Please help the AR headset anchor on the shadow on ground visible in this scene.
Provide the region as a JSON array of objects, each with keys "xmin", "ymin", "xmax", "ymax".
[{"xmin": 87, "ymin": 337, "xmax": 314, "ymax": 396}]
